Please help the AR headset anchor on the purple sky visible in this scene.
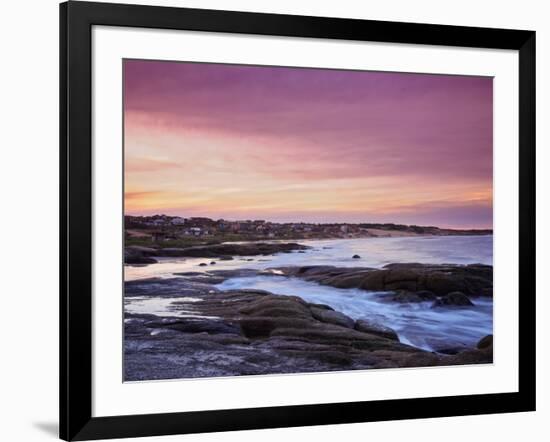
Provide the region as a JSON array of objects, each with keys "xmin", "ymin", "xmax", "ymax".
[{"xmin": 124, "ymin": 60, "xmax": 493, "ymax": 228}]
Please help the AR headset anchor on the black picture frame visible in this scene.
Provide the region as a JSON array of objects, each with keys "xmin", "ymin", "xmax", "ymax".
[{"xmin": 60, "ymin": 1, "xmax": 536, "ymax": 440}]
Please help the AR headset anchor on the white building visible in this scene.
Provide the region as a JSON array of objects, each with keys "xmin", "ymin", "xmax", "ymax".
[{"xmin": 189, "ymin": 227, "xmax": 202, "ymax": 236}]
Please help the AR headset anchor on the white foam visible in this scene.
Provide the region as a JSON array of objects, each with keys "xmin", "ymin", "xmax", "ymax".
[{"xmin": 217, "ymin": 275, "xmax": 493, "ymax": 351}]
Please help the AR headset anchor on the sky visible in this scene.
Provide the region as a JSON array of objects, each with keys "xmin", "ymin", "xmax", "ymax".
[{"xmin": 124, "ymin": 59, "xmax": 493, "ymax": 229}]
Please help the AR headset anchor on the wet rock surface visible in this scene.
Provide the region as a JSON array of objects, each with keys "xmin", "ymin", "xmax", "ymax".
[
  {"xmin": 354, "ymin": 319, "xmax": 399, "ymax": 341},
  {"xmin": 477, "ymin": 334, "xmax": 493, "ymax": 349},
  {"xmin": 431, "ymin": 291, "xmax": 474, "ymax": 308},
  {"xmin": 124, "ymin": 268, "xmax": 493, "ymax": 381},
  {"xmin": 273, "ymin": 263, "xmax": 492, "ymax": 297},
  {"xmin": 125, "ymin": 246, "xmax": 158, "ymax": 264},
  {"xmin": 391, "ymin": 290, "xmax": 437, "ymax": 303},
  {"xmin": 124, "ymin": 242, "xmax": 309, "ymax": 264}
]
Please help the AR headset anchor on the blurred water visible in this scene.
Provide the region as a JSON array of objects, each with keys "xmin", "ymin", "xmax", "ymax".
[
  {"xmin": 125, "ymin": 235, "xmax": 493, "ymax": 351},
  {"xmin": 125, "ymin": 235, "xmax": 492, "ymax": 281},
  {"xmin": 217, "ymin": 275, "xmax": 493, "ymax": 351}
]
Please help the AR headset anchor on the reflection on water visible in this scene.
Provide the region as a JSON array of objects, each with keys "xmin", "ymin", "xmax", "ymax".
[
  {"xmin": 124, "ymin": 296, "xmax": 219, "ymax": 319},
  {"xmin": 125, "ymin": 235, "xmax": 493, "ymax": 281}
]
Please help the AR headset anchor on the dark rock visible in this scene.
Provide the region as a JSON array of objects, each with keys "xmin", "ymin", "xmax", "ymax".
[
  {"xmin": 125, "ymin": 253, "xmax": 157, "ymax": 264},
  {"xmin": 281, "ymin": 349, "xmax": 353, "ymax": 366},
  {"xmin": 226, "ymin": 288, "xmax": 274, "ymax": 296},
  {"xmin": 352, "ymin": 254, "xmax": 361, "ymax": 259},
  {"xmin": 239, "ymin": 317, "xmax": 313, "ymax": 338},
  {"xmin": 432, "ymin": 291, "xmax": 474, "ymax": 308},
  {"xmin": 354, "ymin": 319, "xmax": 399, "ymax": 341},
  {"xmin": 425, "ymin": 338, "xmax": 468, "ymax": 354},
  {"xmin": 358, "ymin": 270, "xmax": 386, "ymax": 290},
  {"xmin": 310, "ymin": 307, "xmax": 355, "ymax": 329},
  {"xmin": 308, "ymin": 303, "xmax": 334, "ymax": 311},
  {"xmin": 391, "ymin": 290, "xmax": 436, "ymax": 303},
  {"xmin": 209, "ymin": 268, "xmax": 261, "ymax": 279},
  {"xmin": 277, "ymin": 263, "xmax": 492, "ymax": 298},
  {"xmin": 267, "ymin": 325, "xmax": 412, "ymax": 354},
  {"xmin": 198, "ymin": 263, "xmax": 208, "ymax": 267},
  {"xmin": 445, "ymin": 347, "xmax": 493, "ymax": 365},
  {"xmin": 415, "ymin": 290, "xmax": 437, "ymax": 299},
  {"xmin": 401, "ymin": 352, "xmax": 443, "ymax": 367},
  {"xmin": 210, "ymin": 261, "xmax": 216, "ymax": 265},
  {"xmin": 145, "ymin": 318, "xmax": 240, "ymax": 335},
  {"xmin": 125, "ymin": 246, "xmax": 159, "ymax": 264},
  {"xmin": 325, "ymin": 272, "xmax": 372, "ymax": 289},
  {"xmin": 182, "ymin": 275, "xmax": 226, "ymax": 284},
  {"xmin": 480, "ymin": 287, "xmax": 493, "ymax": 297},
  {"xmin": 477, "ymin": 334, "xmax": 493, "ymax": 349},
  {"xmin": 156, "ymin": 242, "xmax": 309, "ymax": 258},
  {"xmin": 424, "ymin": 273, "xmax": 465, "ymax": 295},
  {"xmin": 438, "ymin": 347, "xmax": 466, "ymax": 355},
  {"xmin": 127, "ymin": 245, "xmax": 158, "ymax": 255},
  {"xmin": 239, "ymin": 297, "xmax": 312, "ymax": 319},
  {"xmin": 159, "ymin": 247, "xmax": 191, "ymax": 256}
]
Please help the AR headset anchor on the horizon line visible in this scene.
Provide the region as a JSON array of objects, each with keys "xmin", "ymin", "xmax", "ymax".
[{"xmin": 124, "ymin": 213, "xmax": 492, "ymax": 231}]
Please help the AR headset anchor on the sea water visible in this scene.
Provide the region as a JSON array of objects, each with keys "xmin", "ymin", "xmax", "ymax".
[{"xmin": 125, "ymin": 235, "xmax": 493, "ymax": 351}]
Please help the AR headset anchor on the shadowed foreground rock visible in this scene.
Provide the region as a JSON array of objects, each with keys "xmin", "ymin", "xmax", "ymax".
[{"xmin": 124, "ymin": 273, "xmax": 493, "ymax": 381}]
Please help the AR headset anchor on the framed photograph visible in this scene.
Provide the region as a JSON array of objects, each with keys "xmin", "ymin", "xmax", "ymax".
[{"xmin": 60, "ymin": 1, "xmax": 536, "ymax": 440}]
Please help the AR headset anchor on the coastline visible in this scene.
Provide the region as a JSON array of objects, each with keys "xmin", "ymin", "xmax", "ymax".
[
  {"xmin": 125, "ymin": 215, "xmax": 492, "ymax": 253},
  {"xmin": 125, "ymin": 233, "xmax": 493, "ymax": 265},
  {"xmin": 124, "ymin": 260, "xmax": 493, "ymax": 380}
]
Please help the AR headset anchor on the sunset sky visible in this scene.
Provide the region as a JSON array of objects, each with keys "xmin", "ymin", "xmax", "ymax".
[{"xmin": 124, "ymin": 60, "xmax": 493, "ymax": 229}]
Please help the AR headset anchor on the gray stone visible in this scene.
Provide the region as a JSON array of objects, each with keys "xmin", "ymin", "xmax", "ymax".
[
  {"xmin": 354, "ymin": 319, "xmax": 399, "ymax": 341},
  {"xmin": 432, "ymin": 291, "xmax": 474, "ymax": 308},
  {"xmin": 311, "ymin": 307, "xmax": 355, "ymax": 329}
]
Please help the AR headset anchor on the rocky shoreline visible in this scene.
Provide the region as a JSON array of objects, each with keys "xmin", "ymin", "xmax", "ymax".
[
  {"xmin": 125, "ymin": 242, "xmax": 309, "ymax": 264},
  {"xmin": 124, "ymin": 263, "xmax": 493, "ymax": 381},
  {"xmin": 271, "ymin": 263, "xmax": 493, "ymax": 305}
]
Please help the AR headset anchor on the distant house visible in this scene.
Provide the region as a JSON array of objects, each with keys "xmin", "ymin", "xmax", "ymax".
[
  {"xmin": 171, "ymin": 217, "xmax": 186, "ymax": 225},
  {"xmin": 189, "ymin": 227, "xmax": 202, "ymax": 236}
]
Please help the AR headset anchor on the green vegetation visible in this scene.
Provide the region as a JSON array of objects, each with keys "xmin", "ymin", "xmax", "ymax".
[{"xmin": 125, "ymin": 233, "xmax": 297, "ymax": 249}]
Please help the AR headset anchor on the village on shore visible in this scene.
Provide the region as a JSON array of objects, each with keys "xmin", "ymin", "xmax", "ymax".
[{"xmin": 125, "ymin": 214, "xmax": 492, "ymax": 246}]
